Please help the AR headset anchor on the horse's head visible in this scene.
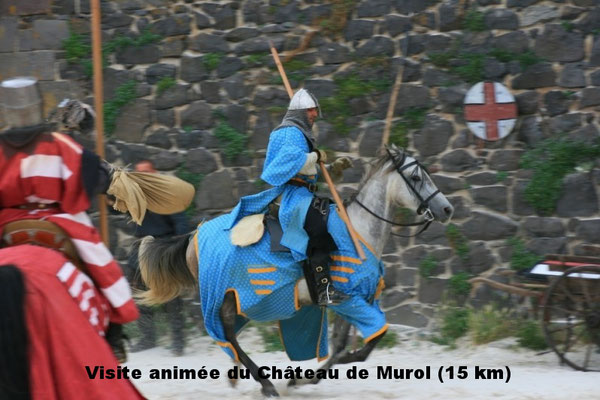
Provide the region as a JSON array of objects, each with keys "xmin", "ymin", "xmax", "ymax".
[{"xmin": 384, "ymin": 145, "xmax": 453, "ymax": 223}]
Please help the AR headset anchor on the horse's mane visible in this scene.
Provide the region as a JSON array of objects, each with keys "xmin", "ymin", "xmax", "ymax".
[{"xmin": 356, "ymin": 147, "xmax": 402, "ymax": 193}]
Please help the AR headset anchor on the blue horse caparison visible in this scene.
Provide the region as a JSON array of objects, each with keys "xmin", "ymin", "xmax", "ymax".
[{"xmin": 138, "ymin": 146, "xmax": 454, "ymax": 397}]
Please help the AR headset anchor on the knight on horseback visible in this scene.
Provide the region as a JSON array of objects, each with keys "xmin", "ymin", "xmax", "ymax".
[
  {"xmin": 261, "ymin": 88, "xmax": 350, "ymax": 306},
  {"xmin": 0, "ymin": 77, "xmax": 138, "ymax": 361}
]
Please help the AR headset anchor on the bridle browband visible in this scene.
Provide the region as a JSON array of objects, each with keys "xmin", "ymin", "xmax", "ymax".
[{"xmin": 354, "ymin": 148, "xmax": 441, "ymax": 238}]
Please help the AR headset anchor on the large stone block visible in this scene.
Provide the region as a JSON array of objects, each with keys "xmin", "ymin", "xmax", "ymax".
[
  {"xmin": 0, "ymin": 17, "xmax": 17, "ymax": 52},
  {"xmin": 149, "ymin": 14, "xmax": 191, "ymax": 37},
  {"xmin": 523, "ymin": 217, "xmax": 565, "ymax": 238},
  {"xmin": 558, "ymin": 63, "xmax": 586, "ymax": 88},
  {"xmin": 386, "ymin": 304, "xmax": 429, "ymax": 327},
  {"xmin": 152, "ymin": 150, "xmax": 182, "ymax": 171},
  {"xmin": 512, "ymin": 180, "xmax": 537, "ymax": 216},
  {"xmin": 418, "ymin": 278, "xmax": 447, "ymax": 304},
  {"xmin": 490, "ymin": 31, "xmax": 529, "ymax": 54},
  {"xmin": 0, "ymin": 0, "xmax": 51, "ymax": 15},
  {"xmin": 489, "ymin": 149, "xmax": 523, "ymax": 171},
  {"xmin": 344, "ymin": 19, "xmax": 375, "ymax": 42},
  {"xmin": 195, "ymin": 170, "xmax": 237, "ymax": 211},
  {"xmin": 469, "ymin": 186, "xmax": 508, "ymax": 213},
  {"xmin": 358, "ymin": 121, "xmax": 384, "ymax": 157},
  {"xmin": 355, "ymin": 36, "xmax": 395, "ymax": 58},
  {"xmin": 414, "ymin": 222, "xmax": 450, "ymax": 247},
  {"xmin": 250, "ymin": 111, "xmax": 274, "ymax": 150},
  {"xmin": 556, "ymin": 173, "xmax": 599, "ymax": 217},
  {"xmin": 462, "ymin": 211, "xmax": 518, "ymax": 241},
  {"xmin": 516, "ymin": 91, "xmax": 539, "ymax": 115},
  {"xmin": 441, "ymin": 149, "xmax": 478, "ymax": 172},
  {"xmin": 318, "ymin": 42, "xmax": 351, "ymax": 65},
  {"xmin": 180, "ymin": 101, "xmax": 214, "ymax": 130},
  {"xmin": 413, "ymin": 114, "xmax": 453, "ymax": 157},
  {"xmin": 154, "ymin": 84, "xmax": 189, "ymax": 110},
  {"xmin": 115, "ymin": 44, "xmax": 160, "ymax": 65},
  {"xmin": 484, "ymin": 9, "xmax": 519, "ymax": 30},
  {"xmin": 189, "ymin": 33, "xmax": 230, "ymax": 53},
  {"xmin": 534, "ymin": 24, "xmax": 584, "ymax": 62},
  {"xmin": 113, "ymin": 99, "xmax": 151, "ymax": 143},
  {"xmin": 526, "ymin": 237, "xmax": 568, "ymax": 256},
  {"xmin": 185, "ymin": 148, "xmax": 218, "ymax": 175},
  {"xmin": 146, "ymin": 63, "xmax": 176, "ymax": 85},
  {"xmin": 384, "ymin": 15, "xmax": 412, "ymax": 37},
  {"xmin": 32, "ymin": 20, "xmax": 69, "ymax": 50},
  {"xmin": 431, "ymin": 174, "xmax": 465, "ymax": 194},
  {"xmin": 520, "ymin": 5, "xmax": 560, "ymax": 27},
  {"xmin": 511, "ymin": 63, "xmax": 557, "ymax": 90},
  {"xmin": 181, "ymin": 54, "xmax": 208, "ymax": 83},
  {"xmin": 0, "ymin": 51, "xmax": 55, "ymax": 81}
]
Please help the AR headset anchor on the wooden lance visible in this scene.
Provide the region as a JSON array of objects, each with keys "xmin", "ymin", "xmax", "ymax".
[
  {"xmin": 91, "ymin": 0, "xmax": 109, "ymax": 245},
  {"xmin": 269, "ymin": 43, "xmax": 366, "ymax": 260}
]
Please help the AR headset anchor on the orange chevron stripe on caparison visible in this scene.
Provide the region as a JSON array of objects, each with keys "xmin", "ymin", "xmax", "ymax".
[
  {"xmin": 331, "ymin": 266, "xmax": 354, "ymax": 274},
  {"xmin": 250, "ymin": 279, "xmax": 275, "ymax": 285},
  {"xmin": 331, "ymin": 276, "xmax": 348, "ymax": 283},
  {"xmin": 255, "ymin": 289, "xmax": 272, "ymax": 295},
  {"xmin": 331, "ymin": 255, "xmax": 362, "ymax": 265},
  {"xmin": 247, "ymin": 266, "xmax": 277, "ymax": 273}
]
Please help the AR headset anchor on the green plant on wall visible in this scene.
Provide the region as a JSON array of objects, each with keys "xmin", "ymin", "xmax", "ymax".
[
  {"xmin": 419, "ymin": 254, "xmax": 438, "ymax": 278},
  {"xmin": 520, "ymin": 137, "xmax": 600, "ymax": 214},
  {"xmin": 104, "ymin": 80, "xmax": 138, "ymax": 135},
  {"xmin": 428, "ymin": 46, "xmax": 544, "ymax": 84},
  {"xmin": 448, "ymin": 272, "xmax": 472, "ymax": 297},
  {"xmin": 203, "ymin": 53, "xmax": 223, "ymax": 71},
  {"xmin": 319, "ymin": 0, "xmax": 357, "ymax": 38},
  {"xmin": 506, "ymin": 237, "xmax": 540, "ymax": 271},
  {"xmin": 462, "ymin": 9, "xmax": 486, "ymax": 32},
  {"xmin": 176, "ymin": 167, "xmax": 202, "ymax": 218},
  {"xmin": 320, "ymin": 73, "xmax": 391, "ymax": 135},
  {"xmin": 62, "ymin": 28, "xmax": 162, "ymax": 79},
  {"xmin": 445, "ymin": 224, "xmax": 469, "ymax": 261},
  {"xmin": 214, "ymin": 116, "xmax": 248, "ymax": 161},
  {"xmin": 156, "ymin": 77, "xmax": 176, "ymax": 95}
]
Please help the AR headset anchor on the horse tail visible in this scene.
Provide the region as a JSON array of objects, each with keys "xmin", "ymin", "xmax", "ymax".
[
  {"xmin": 0, "ymin": 265, "xmax": 30, "ymax": 400},
  {"xmin": 136, "ymin": 232, "xmax": 196, "ymax": 305}
]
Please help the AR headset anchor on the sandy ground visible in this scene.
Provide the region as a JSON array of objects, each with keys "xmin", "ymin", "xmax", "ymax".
[{"xmin": 123, "ymin": 326, "xmax": 600, "ymax": 400}]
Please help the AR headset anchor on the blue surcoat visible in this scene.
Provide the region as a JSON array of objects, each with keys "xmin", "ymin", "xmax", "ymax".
[{"xmin": 259, "ymin": 125, "xmax": 316, "ymax": 261}]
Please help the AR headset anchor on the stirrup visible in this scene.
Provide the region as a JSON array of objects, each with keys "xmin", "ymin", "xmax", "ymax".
[{"xmin": 317, "ymin": 283, "xmax": 350, "ymax": 306}]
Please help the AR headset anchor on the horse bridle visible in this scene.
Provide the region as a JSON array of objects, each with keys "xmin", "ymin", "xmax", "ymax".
[{"xmin": 354, "ymin": 148, "xmax": 441, "ymax": 237}]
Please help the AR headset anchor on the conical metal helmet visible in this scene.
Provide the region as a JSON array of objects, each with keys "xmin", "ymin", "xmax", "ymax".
[
  {"xmin": 0, "ymin": 77, "xmax": 44, "ymax": 130},
  {"xmin": 288, "ymin": 88, "xmax": 321, "ymax": 116}
]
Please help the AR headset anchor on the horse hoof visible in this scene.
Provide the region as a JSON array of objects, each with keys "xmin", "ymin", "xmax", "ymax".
[
  {"xmin": 261, "ymin": 386, "xmax": 279, "ymax": 397},
  {"xmin": 228, "ymin": 377, "xmax": 238, "ymax": 388},
  {"xmin": 287, "ymin": 378, "xmax": 296, "ymax": 387}
]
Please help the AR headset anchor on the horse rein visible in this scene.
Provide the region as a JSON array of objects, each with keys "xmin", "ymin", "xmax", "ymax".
[{"xmin": 353, "ymin": 148, "xmax": 440, "ymax": 238}]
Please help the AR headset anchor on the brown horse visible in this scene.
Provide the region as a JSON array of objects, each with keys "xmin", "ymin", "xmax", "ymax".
[{"xmin": 138, "ymin": 146, "xmax": 453, "ymax": 397}]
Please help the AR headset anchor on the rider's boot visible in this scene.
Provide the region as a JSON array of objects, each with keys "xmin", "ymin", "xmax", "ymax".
[{"xmin": 309, "ymin": 253, "xmax": 350, "ymax": 307}]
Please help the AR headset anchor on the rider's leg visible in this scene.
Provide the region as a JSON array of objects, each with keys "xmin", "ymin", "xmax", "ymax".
[{"xmin": 303, "ymin": 198, "xmax": 349, "ymax": 306}]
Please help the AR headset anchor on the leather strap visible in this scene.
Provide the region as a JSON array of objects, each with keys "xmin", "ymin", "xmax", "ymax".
[
  {"xmin": 287, "ymin": 178, "xmax": 317, "ymax": 193},
  {"xmin": 2, "ymin": 220, "xmax": 86, "ymax": 272}
]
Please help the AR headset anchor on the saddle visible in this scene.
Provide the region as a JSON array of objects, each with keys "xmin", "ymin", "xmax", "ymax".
[{"xmin": 1, "ymin": 220, "xmax": 86, "ymax": 272}]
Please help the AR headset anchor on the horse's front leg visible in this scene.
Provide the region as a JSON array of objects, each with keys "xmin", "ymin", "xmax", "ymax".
[{"xmin": 220, "ymin": 292, "xmax": 279, "ymax": 397}]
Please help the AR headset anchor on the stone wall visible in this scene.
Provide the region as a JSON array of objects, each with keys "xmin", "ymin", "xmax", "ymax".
[{"xmin": 2, "ymin": 0, "xmax": 600, "ymax": 328}]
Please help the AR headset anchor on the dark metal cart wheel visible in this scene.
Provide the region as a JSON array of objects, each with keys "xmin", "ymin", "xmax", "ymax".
[{"xmin": 542, "ymin": 265, "xmax": 600, "ymax": 371}]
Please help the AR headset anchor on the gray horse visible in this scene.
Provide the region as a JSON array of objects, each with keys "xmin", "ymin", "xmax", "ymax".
[{"xmin": 137, "ymin": 146, "xmax": 453, "ymax": 397}]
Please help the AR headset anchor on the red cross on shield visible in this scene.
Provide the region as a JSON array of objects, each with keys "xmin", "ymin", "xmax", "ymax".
[{"xmin": 464, "ymin": 81, "xmax": 517, "ymax": 141}]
